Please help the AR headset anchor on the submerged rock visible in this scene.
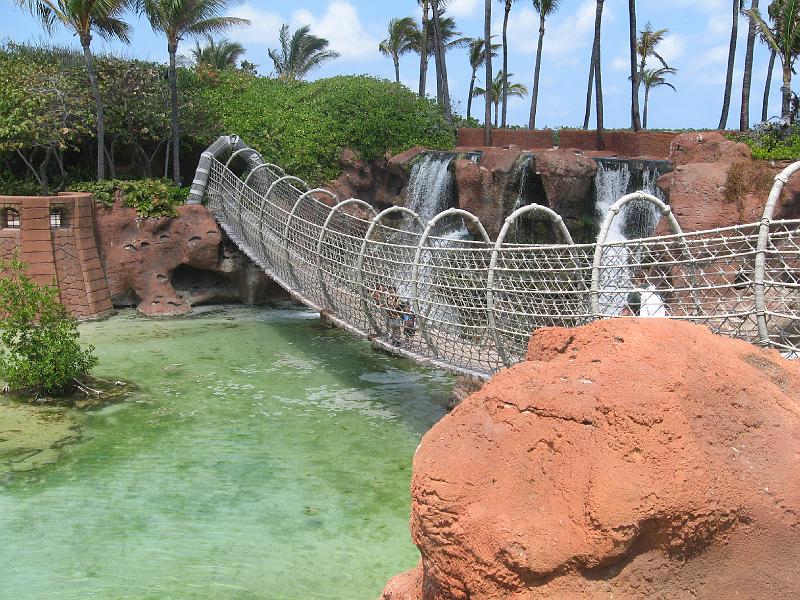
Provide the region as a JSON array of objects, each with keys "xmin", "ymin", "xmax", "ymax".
[
  {"xmin": 383, "ymin": 319, "xmax": 800, "ymax": 599},
  {"xmin": 0, "ymin": 400, "xmax": 80, "ymax": 476}
]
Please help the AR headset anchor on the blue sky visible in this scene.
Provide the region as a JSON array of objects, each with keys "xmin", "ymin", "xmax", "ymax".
[{"xmin": 1, "ymin": 0, "xmax": 782, "ymax": 130}]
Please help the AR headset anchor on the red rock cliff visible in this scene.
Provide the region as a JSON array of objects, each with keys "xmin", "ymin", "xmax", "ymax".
[{"xmin": 383, "ymin": 319, "xmax": 800, "ymax": 599}]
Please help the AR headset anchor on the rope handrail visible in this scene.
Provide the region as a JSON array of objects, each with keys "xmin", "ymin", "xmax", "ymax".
[{"xmin": 191, "ymin": 135, "xmax": 800, "ymax": 378}]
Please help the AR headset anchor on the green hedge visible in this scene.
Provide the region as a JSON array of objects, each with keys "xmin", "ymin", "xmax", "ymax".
[{"xmin": 197, "ymin": 73, "xmax": 456, "ymax": 183}]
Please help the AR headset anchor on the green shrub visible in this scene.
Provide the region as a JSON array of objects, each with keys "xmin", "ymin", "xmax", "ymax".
[
  {"xmin": 0, "ymin": 172, "xmax": 41, "ymax": 196},
  {"xmin": 196, "ymin": 73, "xmax": 456, "ymax": 183},
  {"xmin": 67, "ymin": 178, "xmax": 189, "ymax": 217},
  {"xmin": 0, "ymin": 257, "xmax": 98, "ymax": 397},
  {"xmin": 734, "ymin": 125, "xmax": 800, "ymax": 161}
]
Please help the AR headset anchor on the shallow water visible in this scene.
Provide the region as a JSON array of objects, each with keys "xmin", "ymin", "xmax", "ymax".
[{"xmin": 0, "ymin": 306, "xmax": 451, "ymax": 600}]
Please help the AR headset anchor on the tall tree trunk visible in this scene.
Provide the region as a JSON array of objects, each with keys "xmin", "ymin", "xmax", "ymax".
[
  {"xmin": 529, "ymin": 13, "xmax": 546, "ymax": 129},
  {"xmin": 740, "ymin": 0, "xmax": 759, "ymax": 130},
  {"xmin": 168, "ymin": 41, "xmax": 181, "ymax": 185},
  {"xmin": 394, "ymin": 56, "xmax": 400, "ymax": 83},
  {"xmin": 432, "ymin": 1, "xmax": 453, "ymax": 124},
  {"xmin": 593, "ymin": 0, "xmax": 605, "ymax": 150},
  {"xmin": 494, "ymin": 101, "xmax": 499, "ymax": 128},
  {"xmin": 501, "ymin": 0, "xmax": 511, "ymax": 128},
  {"xmin": 629, "ymin": 0, "xmax": 641, "ymax": 131},
  {"xmin": 431, "ymin": 0, "xmax": 444, "ymax": 106},
  {"xmin": 484, "ymin": 0, "xmax": 493, "ymax": 145},
  {"xmin": 467, "ymin": 70, "xmax": 477, "ymax": 120},
  {"xmin": 583, "ymin": 33, "xmax": 597, "ymax": 129},
  {"xmin": 782, "ymin": 62, "xmax": 792, "ymax": 121},
  {"xmin": 80, "ymin": 34, "xmax": 105, "ymax": 181},
  {"xmin": 419, "ymin": 0, "xmax": 429, "ymax": 97},
  {"xmin": 762, "ymin": 48, "xmax": 776, "ymax": 122},
  {"xmin": 643, "ymin": 87, "xmax": 650, "ymax": 130},
  {"xmin": 718, "ymin": 0, "xmax": 739, "ymax": 130}
]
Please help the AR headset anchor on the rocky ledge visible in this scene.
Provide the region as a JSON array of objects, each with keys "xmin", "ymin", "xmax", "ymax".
[{"xmin": 382, "ymin": 319, "xmax": 800, "ymax": 599}]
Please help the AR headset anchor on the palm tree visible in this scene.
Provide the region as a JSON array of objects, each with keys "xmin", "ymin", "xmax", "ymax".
[
  {"xmin": 637, "ymin": 23, "xmax": 669, "ymax": 80},
  {"xmin": 430, "ymin": 0, "xmax": 452, "ymax": 123},
  {"xmin": 139, "ymin": 0, "xmax": 249, "ymax": 185},
  {"xmin": 474, "ymin": 71, "xmax": 529, "ymax": 128},
  {"xmin": 484, "ymin": 0, "xmax": 493, "ymax": 144},
  {"xmin": 379, "ymin": 17, "xmax": 417, "ymax": 84},
  {"xmin": 409, "ymin": 10, "xmax": 467, "ymax": 109},
  {"xmin": 499, "ymin": 0, "xmax": 520, "ymax": 128},
  {"xmin": 190, "ymin": 36, "xmax": 245, "ymax": 70},
  {"xmin": 640, "ymin": 66, "xmax": 677, "ymax": 129},
  {"xmin": 15, "ymin": 0, "xmax": 131, "ymax": 181},
  {"xmin": 529, "ymin": 0, "xmax": 561, "ymax": 129},
  {"xmin": 719, "ymin": 0, "xmax": 744, "ymax": 129},
  {"xmin": 466, "ymin": 37, "xmax": 500, "ymax": 121},
  {"xmin": 746, "ymin": 0, "xmax": 800, "ymax": 121},
  {"xmin": 763, "ymin": 48, "xmax": 777, "ymax": 121},
  {"xmin": 268, "ymin": 24, "xmax": 340, "ymax": 81},
  {"xmin": 583, "ymin": 0, "xmax": 605, "ymax": 138},
  {"xmin": 628, "ymin": 0, "xmax": 641, "ymax": 130},
  {"xmin": 417, "ymin": 0, "xmax": 430, "ymax": 97},
  {"xmin": 741, "ymin": 0, "xmax": 760, "ymax": 130},
  {"xmin": 593, "ymin": 0, "xmax": 605, "ymax": 148}
]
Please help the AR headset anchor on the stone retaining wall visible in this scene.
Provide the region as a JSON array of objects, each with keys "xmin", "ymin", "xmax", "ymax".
[
  {"xmin": 0, "ymin": 193, "xmax": 114, "ymax": 319},
  {"xmin": 457, "ymin": 128, "xmax": 678, "ymax": 158}
]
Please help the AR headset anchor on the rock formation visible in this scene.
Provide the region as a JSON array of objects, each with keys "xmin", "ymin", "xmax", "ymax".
[
  {"xmin": 454, "ymin": 148, "xmax": 524, "ymax": 239},
  {"xmin": 383, "ymin": 319, "xmax": 800, "ymax": 599},
  {"xmin": 95, "ymin": 198, "xmax": 287, "ymax": 316},
  {"xmin": 327, "ymin": 147, "xmax": 420, "ymax": 210},
  {"xmin": 659, "ymin": 131, "xmax": 800, "ymax": 231}
]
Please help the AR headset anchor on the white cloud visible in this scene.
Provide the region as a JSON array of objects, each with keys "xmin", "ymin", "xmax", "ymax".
[
  {"xmin": 292, "ymin": 1, "xmax": 379, "ymax": 62},
  {"xmin": 542, "ymin": 0, "xmax": 614, "ymax": 62},
  {"xmin": 447, "ymin": 0, "xmax": 481, "ymax": 18},
  {"xmin": 612, "ymin": 56, "xmax": 629, "ymax": 72},
  {"xmin": 227, "ymin": 4, "xmax": 282, "ymax": 47},
  {"xmin": 645, "ymin": 33, "xmax": 685, "ymax": 69}
]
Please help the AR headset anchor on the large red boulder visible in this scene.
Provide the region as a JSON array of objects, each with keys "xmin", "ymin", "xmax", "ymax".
[{"xmin": 383, "ymin": 319, "xmax": 800, "ymax": 599}]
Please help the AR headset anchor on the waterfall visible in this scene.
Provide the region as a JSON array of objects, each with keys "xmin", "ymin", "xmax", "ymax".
[
  {"xmin": 594, "ymin": 159, "xmax": 671, "ymax": 315},
  {"xmin": 406, "ymin": 152, "xmax": 458, "ymax": 223},
  {"xmin": 510, "ymin": 154, "xmax": 535, "ymax": 213}
]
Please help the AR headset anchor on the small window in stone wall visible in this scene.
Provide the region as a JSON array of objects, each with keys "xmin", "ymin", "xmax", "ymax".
[
  {"xmin": 50, "ymin": 207, "xmax": 65, "ymax": 228},
  {"xmin": 2, "ymin": 208, "xmax": 20, "ymax": 229}
]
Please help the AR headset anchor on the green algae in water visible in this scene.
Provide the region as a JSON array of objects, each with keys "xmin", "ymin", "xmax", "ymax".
[{"xmin": 0, "ymin": 306, "xmax": 451, "ymax": 599}]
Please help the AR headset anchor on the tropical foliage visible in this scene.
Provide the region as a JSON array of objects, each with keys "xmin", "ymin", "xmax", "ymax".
[
  {"xmin": 473, "ymin": 71, "xmax": 528, "ymax": 127},
  {"xmin": 67, "ymin": 178, "xmax": 189, "ymax": 216},
  {"xmin": 198, "ymin": 73, "xmax": 455, "ymax": 182},
  {"xmin": 137, "ymin": 0, "xmax": 249, "ymax": 184},
  {"xmin": 268, "ymin": 24, "xmax": 340, "ymax": 81},
  {"xmin": 379, "ymin": 17, "xmax": 417, "ymax": 83},
  {"xmin": 746, "ymin": 0, "xmax": 800, "ymax": 122},
  {"xmin": 0, "ymin": 256, "xmax": 98, "ymax": 397},
  {"xmin": 190, "ymin": 36, "xmax": 245, "ymax": 70},
  {"xmin": 13, "ymin": 0, "xmax": 131, "ymax": 181}
]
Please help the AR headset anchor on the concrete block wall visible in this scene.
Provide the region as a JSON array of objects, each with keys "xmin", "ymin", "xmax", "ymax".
[{"xmin": 0, "ymin": 192, "xmax": 114, "ymax": 319}]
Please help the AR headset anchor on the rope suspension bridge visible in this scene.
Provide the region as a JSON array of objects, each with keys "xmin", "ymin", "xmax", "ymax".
[{"xmin": 189, "ymin": 135, "xmax": 800, "ymax": 379}]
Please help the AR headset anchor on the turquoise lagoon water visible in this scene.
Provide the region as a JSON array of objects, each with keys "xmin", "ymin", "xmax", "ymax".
[{"xmin": 0, "ymin": 306, "xmax": 452, "ymax": 599}]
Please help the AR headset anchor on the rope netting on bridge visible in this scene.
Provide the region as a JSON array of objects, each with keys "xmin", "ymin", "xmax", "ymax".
[{"xmin": 189, "ymin": 136, "xmax": 800, "ymax": 379}]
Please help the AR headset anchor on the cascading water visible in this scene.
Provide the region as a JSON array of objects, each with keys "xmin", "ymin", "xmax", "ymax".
[
  {"xmin": 400, "ymin": 152, "xmax": 480, "ymax": 334},
  {"xmin": 593, "ymin": 158, "xmax": 671, "ymax": 315},
  {"xmin": 405, "ymin": 152, "xmax": 458, "ymax": 223}
]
